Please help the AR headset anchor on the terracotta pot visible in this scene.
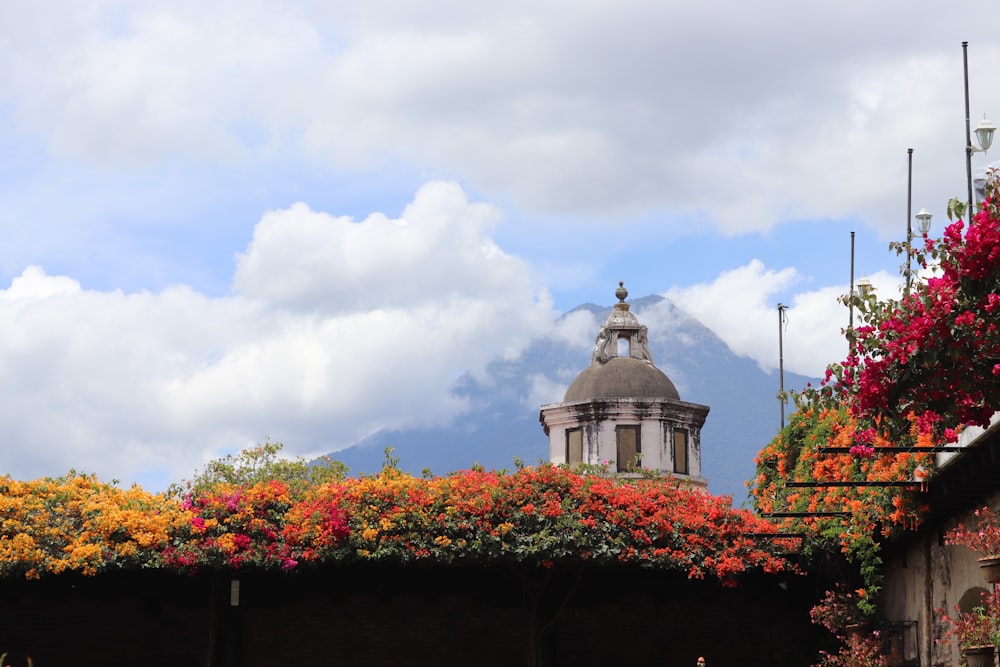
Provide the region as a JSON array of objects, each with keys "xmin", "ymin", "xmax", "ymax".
[
  {"xmin": 979, "ymin": 556, "xmax": 1000, "ymax": 584},
  {"xmin": 963, "ymin": 644, "xmax": 995, "ymax": 667}
]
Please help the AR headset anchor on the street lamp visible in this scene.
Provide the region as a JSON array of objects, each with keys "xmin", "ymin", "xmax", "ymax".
[
  {"xmin": 856, "ymin": 275, "xmax": 874, "ymax": 298},
  {"xmin": 963, "ymin": 41, "xmax": 996, "ymax": 224},
  {"xmin": 916, "ymin": 207, "xmax": 932, "ymax": 235},
  {"xmin": 905, "ymin": 186, "xmax": 933, "ymax": 296}
]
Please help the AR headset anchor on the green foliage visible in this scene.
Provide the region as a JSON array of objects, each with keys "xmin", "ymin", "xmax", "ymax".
[
  {"xmin": 567, "ymin": 460, "xmax": 614, "ymax": 477},
  {"xmin": 170, "ymin": 440, "xmax": 348, "ymax": 498},
  {"xmin": 948, "ymin": 196, "xmax": 968, "ymax": 222},
  {"xmin": 382, "ymin": 446, "xmax": 400, "ymax": 471}
]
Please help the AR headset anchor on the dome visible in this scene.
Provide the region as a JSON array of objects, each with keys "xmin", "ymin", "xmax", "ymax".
[{"xmin": 564, "ymin": 356, "xmax": 680, "ymax": 402}]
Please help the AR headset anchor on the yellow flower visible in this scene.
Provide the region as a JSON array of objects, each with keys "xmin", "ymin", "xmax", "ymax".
[{"xmin": 217, "ymin": 534, "xmax": 237, "ymax": 553}]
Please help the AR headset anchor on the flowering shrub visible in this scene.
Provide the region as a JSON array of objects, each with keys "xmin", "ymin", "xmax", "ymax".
[
  {"xmin": 281, "ymin": 485, "xmax": 351, "ymax": 565},
  {"xmin": 812, "ymin": 169, "xmax": 1000, "ymax": 441},
  {"xmin": 0, "ymin": 473, "xmax": 188, "ymax": 578},
  {"xmin": 337, "ymin": 465, "xmax": 794, "ymax": 581},
  {"xmin": 945, "ymin": 506, "xmax": 1000, "ymax": 557},
  {"xmin": 816, "ymin": 631, "xmax": 887, "ymax": 667},
  {"xmin": 810, "ymin": 586, "xmax": 892, "ymax": 667},
  {"xmin": 0, "ymin": 464, "xmax": 795, "ymax": 582},
  {"xmin": 163, "ymin": 480, "xmax": 315, "ymax": 571},
  {"xmin": 751, "ymin": 406, "xmax": 933, "ymax": 603},
  {"xmin": 938, "ymin": 588, "xmax": 1000, "ymax": 649},
  {"xmin": 810, "ymin": 586, "xmax": 867, "ymax": 637}
]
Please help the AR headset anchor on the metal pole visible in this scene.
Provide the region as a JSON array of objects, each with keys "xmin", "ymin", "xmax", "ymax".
[
  {"xmin": 849, "ymin": 231, "xmax": 855, "ymax": 332},
  {"xmin": 906, "ymin": 148, "xmax": 913, "ymax": 297},
  {"xmin": 964, "ymin": 41, "xmax": 975, "ymax": 225},
  {"xmin": 778, "ymin": 303, "xmax": 787, "ymax": 430}
]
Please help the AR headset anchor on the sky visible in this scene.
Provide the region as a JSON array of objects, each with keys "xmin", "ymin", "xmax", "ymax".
[{"xmin": 2, "ymin": 1, "xmax": 1000, "ymax": 489}]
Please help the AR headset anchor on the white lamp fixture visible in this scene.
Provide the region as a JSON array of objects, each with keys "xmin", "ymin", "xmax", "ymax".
[
  {"xmin": 973, "ymin": 115, "xmax": 997, "ymax": 154},
  {"xmin": 915, "ymin": 208, "xmax": 933, "ymax": 235},
  {"xmin": 856, "ymin": 276, "xmax": 874, "ymax": 297}
]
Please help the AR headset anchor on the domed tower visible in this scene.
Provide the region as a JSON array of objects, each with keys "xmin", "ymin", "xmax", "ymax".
[{"xmin": 539, "ymin": 282, "xmax": 710, "ymax": 486}]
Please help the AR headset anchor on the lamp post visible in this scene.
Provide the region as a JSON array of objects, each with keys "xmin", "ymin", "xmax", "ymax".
[
  {"xmin": 963, "ymin": 41, "xmax": 997, "ymax": 225},
  {"xmin": 849, "ymin": 231, "xmax": 855, "ymax": 334},
  {"xmin": 778, "ymin": 303, "xmax": 788, "ymax": 430},
  {"xmin": 906, "ymin": 148, "xmax": 913, "ymax": 297},
  {"xmin": 905, "ymin": 146, "xmax": 933, "ymax": 295}
]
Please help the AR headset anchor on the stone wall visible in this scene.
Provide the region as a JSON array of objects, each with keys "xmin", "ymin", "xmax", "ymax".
[{"xmin": 881, "ymin": 493, "xmax": 1000, "ymax": 667}]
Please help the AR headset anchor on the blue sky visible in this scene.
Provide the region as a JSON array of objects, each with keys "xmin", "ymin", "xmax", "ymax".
[{"xmin": 2, "ymin": 1, "xmax": 1000, "ymax": 488}]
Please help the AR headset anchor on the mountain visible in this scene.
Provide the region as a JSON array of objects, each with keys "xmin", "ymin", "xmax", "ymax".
[{"xmin": 329, "ymin": 294, "xmax": 816, "ymax": 504}]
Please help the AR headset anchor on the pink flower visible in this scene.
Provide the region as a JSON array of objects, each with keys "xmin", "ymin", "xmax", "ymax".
[
  {"xmin": 954, "ymin": 310, "xmax": 976, "ymax": 327},
  {"xmin": 848, "ymin": 444, "xmax": 876, "ymax": 459}
]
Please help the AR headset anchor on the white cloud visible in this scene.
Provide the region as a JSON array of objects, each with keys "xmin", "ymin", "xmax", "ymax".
[
  {"xmin": 523, "ymin": 373, "xmax": 567, "ymax": 411},
  {"xmin": 550, "ymin": 309, "xmax": 597, "ymax": 350},
  {"xmin": 0, "ymin": 183, "xmax": 553, "ymax": 486},
  {"xmin": 233, "ymin": 181, "xmax": 515, "ymax": 312},
  {"xmin": 666, "ymin": 260, "xmax": 853, "ymax": 378},
  {"xmin": 4, "ymin": 2, "xmax": 999, "ymax": 239},
  {"xmin": 3, "ymin": 0, "xmax": 1000, "ymax": 489}
]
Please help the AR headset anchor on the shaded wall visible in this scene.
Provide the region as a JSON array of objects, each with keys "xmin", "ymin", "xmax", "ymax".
[
  {"xmin": 881, "ymin": 494, "xmax": 1000, "ymax": 667},
  {"xmin": 0, "ymin": 565, "xmax": 825, "ymax": 666}
]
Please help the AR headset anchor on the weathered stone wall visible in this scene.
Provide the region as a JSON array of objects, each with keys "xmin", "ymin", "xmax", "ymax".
[{"xmin": 881, "ymin": 490, "xmax": 1000, "ymax": 667}]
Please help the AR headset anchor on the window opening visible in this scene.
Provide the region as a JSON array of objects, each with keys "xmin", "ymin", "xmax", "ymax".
[{"xmin": 617, "ymin": 426, "xmax": 640, "ymax": 472}]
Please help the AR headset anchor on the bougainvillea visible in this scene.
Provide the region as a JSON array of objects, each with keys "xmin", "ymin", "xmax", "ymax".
[
  {"xmin": 337, "ymin": 465, "xmax": 794, "ymax": 581},
  {"xmin": 163, "ymin": 480, "xmax": 309, "ymax": 571},
  {"xmin": 817, "ymin": 168, "xmax": 1000, "ymax": 441},
  {"xmin": 0, "ymin": 464, "xmax": 795, "ymax": 583},
  {"xmin": 0, "ymin": 473, "xmax": 188, "ymax": 578}
]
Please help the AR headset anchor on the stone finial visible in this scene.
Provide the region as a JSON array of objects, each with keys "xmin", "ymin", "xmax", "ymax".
[{"xmin": 615, "ymin": 281, "xmax": 628, "ymax": 303}]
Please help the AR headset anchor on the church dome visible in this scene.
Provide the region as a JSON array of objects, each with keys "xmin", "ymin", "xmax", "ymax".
[
  {"xmin": 564, "ymin": 356, "xmax": 679, "ymax": 402},
  {"xmin": 562, "ymin": 282, "xmax": 680, "ymax": 402}
]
